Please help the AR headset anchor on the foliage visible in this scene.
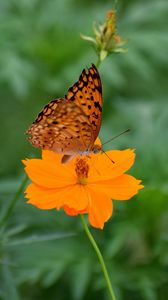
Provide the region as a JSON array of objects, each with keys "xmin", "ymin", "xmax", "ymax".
[{"xmin": 0, "ymin": 0, "xmax": 168, "ymax": 299}]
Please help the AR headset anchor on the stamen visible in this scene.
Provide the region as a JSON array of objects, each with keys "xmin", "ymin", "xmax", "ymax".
[{"xmin": 75, "ymin": 158, "xmax": 89, "ymax": 184}]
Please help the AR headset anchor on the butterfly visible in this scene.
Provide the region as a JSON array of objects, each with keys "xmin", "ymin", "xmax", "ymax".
[{"xmin": 27, "ymin": 64, "xmax": 103, "ymax": 163}]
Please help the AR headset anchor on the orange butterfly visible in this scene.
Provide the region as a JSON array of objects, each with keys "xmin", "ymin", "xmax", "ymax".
[{"xmin": 27, "ymin": 64, "xmax": 103, "ymax": 163}]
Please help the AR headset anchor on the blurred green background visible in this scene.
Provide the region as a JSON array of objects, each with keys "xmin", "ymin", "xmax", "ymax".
[{"xmin": 0, "ymin": 0, "xmax": 168, "ymax": 299}]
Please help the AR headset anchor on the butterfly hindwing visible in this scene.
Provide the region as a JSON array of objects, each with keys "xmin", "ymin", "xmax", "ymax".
[{"xmin": 27, "ymin": 99, "xmax": 94, "ymax": 154}]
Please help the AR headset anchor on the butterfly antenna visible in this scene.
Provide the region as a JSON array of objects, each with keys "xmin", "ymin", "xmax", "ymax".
[
  {"xmin": 101, "ymin": 148, "xmax": 115, "ymax": 164},
  {"xmin": 102, "ymin": 129, "xmax": 130, "ymax": 146}
]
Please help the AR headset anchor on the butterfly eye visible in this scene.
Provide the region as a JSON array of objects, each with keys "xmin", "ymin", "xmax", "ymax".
[{"xmin": 93, "ymin": 145, "xmax": 101, "ymax": 154}]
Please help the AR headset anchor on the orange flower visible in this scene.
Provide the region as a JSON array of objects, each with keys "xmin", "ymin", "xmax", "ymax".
[{"xmin": 22, "ymin": 147, "xmax": 143, "ymax": 229}]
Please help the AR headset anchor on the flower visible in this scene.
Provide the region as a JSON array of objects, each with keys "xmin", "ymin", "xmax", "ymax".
[
  {"xmin": 22, "ymin": 145, "xmax": 143, "ymax": 229},
  {"xmin": 81, "ymin": 10, "xmax": 127, "ymax": 62}
]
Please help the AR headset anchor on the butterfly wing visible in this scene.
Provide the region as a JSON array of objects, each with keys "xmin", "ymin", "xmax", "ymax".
[
  {"xmin": 27, "ymin": 98, "xmax": 94, "ymax": 155},
  {"xmin": 65, "ymin": 64, "xmax": 103, "ymax": 144},
  {"xmin": 27, "ymin": 64, "xmax": 103, "ymax": 162}
]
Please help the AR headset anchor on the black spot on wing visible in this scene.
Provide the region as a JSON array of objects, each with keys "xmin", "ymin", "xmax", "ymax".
[
  {"xmin": 92, "ymin": 112, "xmax": 99, "ymax": 119},
  {"xmin": 94, "ymin": 101, "xmax": 102, "ymax": 112}
]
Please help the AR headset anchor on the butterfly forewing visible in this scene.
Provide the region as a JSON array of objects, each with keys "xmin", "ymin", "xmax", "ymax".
[
  {"xmin": 65, "ymin": 64, "xmax": 102, "ymax": 141},
  {"xmin": 27, "ymin": 64, "xmax": 103, "ymax": 160}
]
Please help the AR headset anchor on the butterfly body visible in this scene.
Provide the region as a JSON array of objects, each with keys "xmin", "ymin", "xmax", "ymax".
[{"xmin": 27, "ymin": 64, "xmax": 103, "ymax": 163}]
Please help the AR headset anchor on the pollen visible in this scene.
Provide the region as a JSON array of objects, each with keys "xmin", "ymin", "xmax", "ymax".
[{"xmin": 75, "ymin": 158, "xmax": 89, "ymax": 184}]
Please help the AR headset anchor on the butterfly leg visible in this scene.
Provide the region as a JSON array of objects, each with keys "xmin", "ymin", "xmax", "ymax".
[{"xmin": 61, "ymin": 154, "xmax": 76, "ymax": 164}]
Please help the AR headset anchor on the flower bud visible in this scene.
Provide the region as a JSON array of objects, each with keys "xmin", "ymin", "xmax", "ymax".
[{"xmin": 81, "ymin": 10, "xmax": 127, "ymax": 63}]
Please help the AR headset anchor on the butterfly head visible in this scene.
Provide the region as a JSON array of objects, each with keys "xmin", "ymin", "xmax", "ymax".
[{"xmin": 92, "ymin": 144, "xmax": 102, "ymax": 154}]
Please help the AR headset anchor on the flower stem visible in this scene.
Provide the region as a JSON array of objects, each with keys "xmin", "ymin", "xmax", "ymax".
[
  {"xmin": 80, "ymin": 215, "xmax": 116, "ymax": 300},
  {"xmin": 96, "ymin": 56, "xmax": 101, "ymax": 69},
  {"xmin": 0, "ymin": 175, "xmax": 28, "ymax": 229}
]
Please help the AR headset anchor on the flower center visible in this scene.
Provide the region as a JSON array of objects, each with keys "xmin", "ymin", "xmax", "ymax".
[{"xmin": 75, "ymin": 158, "xmax": 89, "ymax": 185}]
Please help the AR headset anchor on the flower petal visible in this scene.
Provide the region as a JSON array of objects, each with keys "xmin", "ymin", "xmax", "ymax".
[
  {"xmin": 95, "ymin": 137, "xmax": 102, "ymax": 146},
  {"xmin": 22, "ymin": 151, "xmax": 76, "ymax": 188},
  {"xmin": 25, "ymin": 183, "xmax": 89, "ymax": 211},
  {"xmin": 86, "ymin": 186, "xmax": 113, "ymax": 229},
  {"xmin": 64, "ymin": 205, "xmax": 88, "ymax": 216},
  {"xmin": 88, "ymin": 149, "xmax": 135, "ymax": 182},
  {"xmin": 25, "ymin": 183, "xmax": 73, "ymax": 209},
  {"xmin": 63, "ymin": 185, "xmax": 89, "ymax": 211},
  {"xmin": 89, "ymin": 174, "xmax": 144, "ymax": 200}
]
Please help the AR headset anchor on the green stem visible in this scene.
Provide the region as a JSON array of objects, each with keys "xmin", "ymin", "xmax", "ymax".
[
  {"xmin": 96, "ymin": 55, "xmax": 101, "ymax": 68},
  {"xmin": 0, "ymin": 175, "xmax": 28, "ymax": 229},
  {"xmin": 80, "ymin": 215, "xmax": 116, "ymax": 300}
]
